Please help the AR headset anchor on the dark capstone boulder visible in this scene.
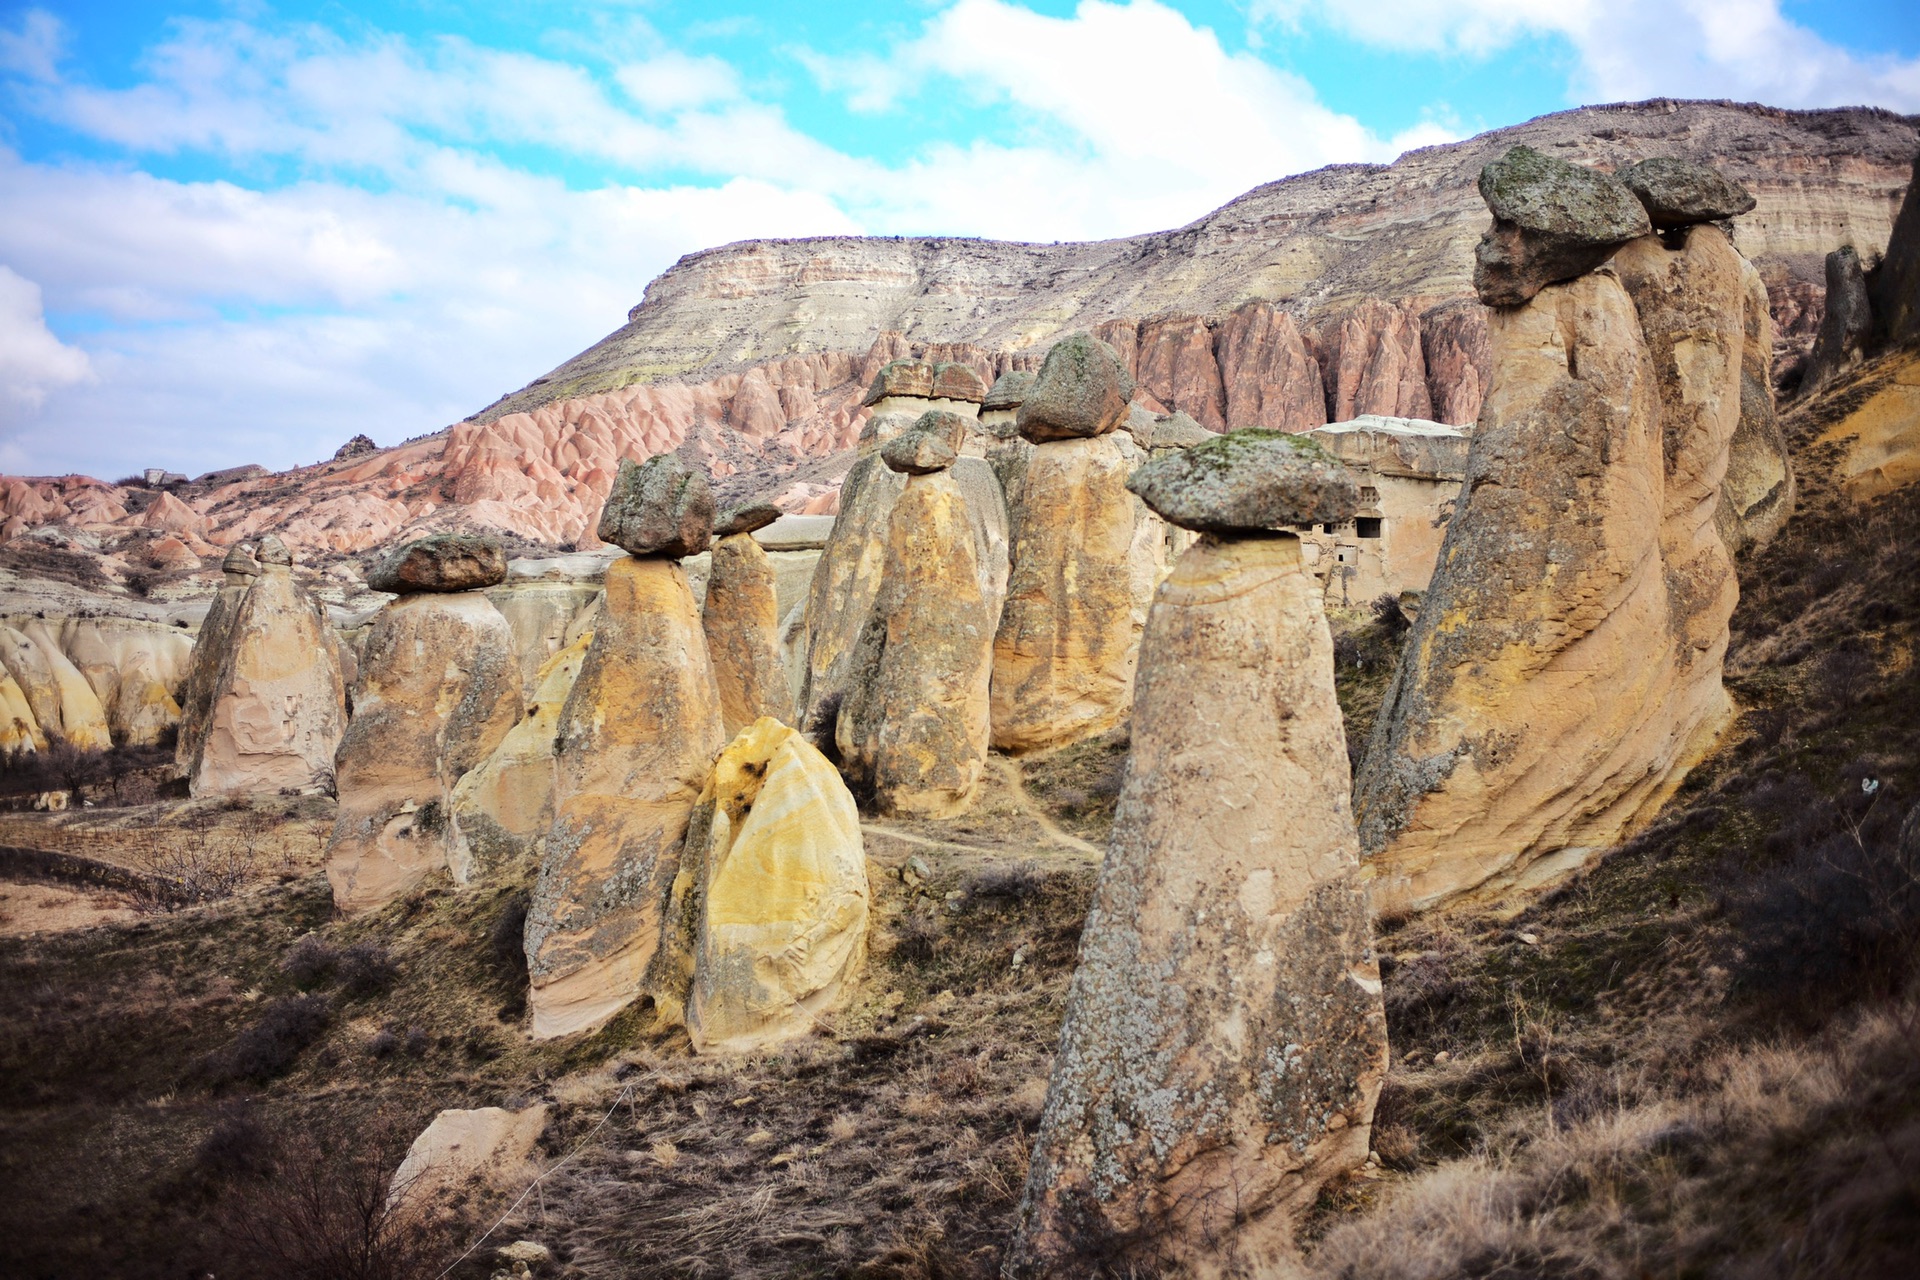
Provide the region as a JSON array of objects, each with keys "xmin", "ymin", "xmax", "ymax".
[
  {"xmin": 1016, "ymin": 333, "xmax": 1135, "ymax": 442},
  {"xmin": 596, "ymin": 454, "xmax": 714, "ymax": 558},
  {"xmin": 367, "ymin": 533, "xmax": 509, "ymax": 594},
  {"xmin": 1800, "ymin": 245, "xmax": 1874, "ymax": 398},
  {"xmin": 982, "ymin": 369, "xmax": 1036, "ymax": 412},
  {"xmin": 220, "ymin": 544, "xmax": 260, "ymax": 577},
  {"xmin": 1149, "ymin": 411, "xmax": 1212, "ymax": 450},
  {"xmin": 931, "ymin": 362, "xmax": 988, "ymax": 404},
  {"xmin": 715, "ymin": 500, "xmax": 782, "ymax": 537},
  {"xmin": 882, "ymin": 430, "xmax": 957, "ymax": 475},
  {"xmin": 861, "ymin": 359, "xmax": 934, "ymax": 406},
  {"xmin": 1618, "ymin": 157, "xmax": 1756, "ymax": 228},
  {"xmin": 1126, "ymin": 428, "xmax": 1358, "ymax": 533},
  {"xmin": 256, "ymin": 534, "xmax": 293, "ymax": 566},
  {"xmin": 1473, "ymin": 145, "xmax": 1651, "ymax": 306}
]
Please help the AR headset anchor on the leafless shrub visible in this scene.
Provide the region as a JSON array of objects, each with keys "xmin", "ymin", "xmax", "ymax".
[{"xmin": 127, "ymin": 827, "xmax": 257, "ymax": 912}]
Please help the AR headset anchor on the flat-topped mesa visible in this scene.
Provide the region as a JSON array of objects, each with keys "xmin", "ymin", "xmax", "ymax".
[
  {"xmin": 327, "ymin": 534, "xmax": 522, "ymax": 913},
  {"xmin": 1355, "ymin": 181, "xmax": 1753, "ymax": 915},
  {"xmin": 1473, "ymin": 145, "xmax": 1651, "ymax": 307},
  {"xmin": 992, "ymin": 333, "xmax": 1164, "ymax": 754},
  {"xmin": 836, "ymin": 420, "xmax": 996, "ymax": 817},
  {"xmin": 365, "ymin": 532, "xmax": 509, "ymax": 593},
  {"xmin": 526, "ymin": 455, "xmax": 725, "ymax": 1039},
  {"xmin": 1010, "ymin": 440, "xmax": 1385, "ymax": 1278},
  {"xmin": 651, "ymin": 718, "xmax": 870, "ymax": 1054},
  {"xmin": 191, "ymin": 535, "xmax": 347, "ymax": 798},
  {"xmin": 705, "ymin": 502, "xmax": 793, "ymax": 736}
]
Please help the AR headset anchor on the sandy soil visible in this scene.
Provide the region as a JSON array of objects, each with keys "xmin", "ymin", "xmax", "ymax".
[{"xmin": 0, "ymin": 879, "xmax": 137, "ymax": 936}]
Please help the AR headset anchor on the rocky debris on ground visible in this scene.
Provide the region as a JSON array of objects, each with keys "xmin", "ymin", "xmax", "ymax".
[
  {"xmin": 326, "ymin": 586, "xmax": 520, "ymax": 912},
  {"xmin": 449, "ymin": 632, "xmax": 591, "ymax": 885},
  {"xmin": 390, "ymin": 1105, "xmax": 549, "ymax": 1209},
  {"xmin": 1016, "ymin": 333, "xmax": 1135, "ymax": 442},
  {"xmin": 596, "ymin": 454, "xmax": 714, "ymax": 558},
  {"xmin": 333, "ymin": 433, "xmax": 379, "ymax": 461},
  {"xmin": 365, "ymin": 533, "xmax": 509, "ymax": 594},
  {"xmin": 1473, "ymin": 145, "xmax": 1652, "ymax": 306},
  {"xmin": 651, "ymin": 718, "xmax": 870, "ymax": 1052},
  {"xmin": 527, "ymin": 554, "xmax": 723, "ymax": 1039},
  {"xmin": 1011, "ymin": 526, "xmax": 1385, "ymax": 1277},
  {"xmin": 1126, "ymin": 428, "xmax": 1358, "ymax": 533},
  {"xmin": 1357, "ymin": 221, "xmax": 1753, "ymax": 915},
  {"xmin": 191, "ymin": 538, "xmax": 346, "ymax": 798},
  {"xmin": 1618, "ymin": 157, "xmax": 1756, "ymax": 227},
  {"xmin": 704, "ymin": 526, "xmax": 791, "ymax": 737}
]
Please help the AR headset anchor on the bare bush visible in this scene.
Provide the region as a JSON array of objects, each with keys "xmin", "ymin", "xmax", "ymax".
[
  {"xmin": 203, "ymin": 994, "xmax": 331, "ymax": 1085},
  {"xmin": 127, "ymin": 827, "xmax": 257, "ymax": 912}
]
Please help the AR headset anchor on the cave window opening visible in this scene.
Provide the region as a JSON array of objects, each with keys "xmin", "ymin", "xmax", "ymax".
[{"xmin": 1356, "ymin": 517, "xmax": 1383, "ymax": 539}]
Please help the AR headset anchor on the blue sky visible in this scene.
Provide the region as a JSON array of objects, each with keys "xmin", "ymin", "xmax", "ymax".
[{"xmin": 0, "ymin": 1, "xmax": 1915, "ymax": 480}]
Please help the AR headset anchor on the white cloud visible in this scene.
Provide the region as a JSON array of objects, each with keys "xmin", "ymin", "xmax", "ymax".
[
  {"xmin": 0, "ymin": 7, "xmax": 62, "ymax": 82},
  {"xmin": 1255, "ymin": 0, "xmax": 1920, "ymax": 110},
  {"xmin": 0, "ymin": 264, "xmax": 91, "ymax": 429}
]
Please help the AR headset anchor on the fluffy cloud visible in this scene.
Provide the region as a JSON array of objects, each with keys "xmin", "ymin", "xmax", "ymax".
[
  {"xmin": 0, "ymin": 264, "xmax": 90, "ymax": 427},
  {"xmin": 1255, "ymin": 0, "xmax": 1920, "ymax": 110}
]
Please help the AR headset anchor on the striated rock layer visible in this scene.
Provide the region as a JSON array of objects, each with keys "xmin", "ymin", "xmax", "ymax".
[
  {"xmin": 1355, "ymin": 230, "xmax": 1748, "ymax": 916},
  {"xmin": 1010, "ymin": 534, "xmax": 1386, "ymax": 1277},
  {"xmin": 527, "ymin": 556, "xmax": 724, "ymax": 1039}
]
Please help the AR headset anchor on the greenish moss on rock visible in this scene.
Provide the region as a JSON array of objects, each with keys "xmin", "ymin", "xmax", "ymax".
[{"xmin": 1125, "ymin": 428, "xmax": 1358, "ymax": 532}]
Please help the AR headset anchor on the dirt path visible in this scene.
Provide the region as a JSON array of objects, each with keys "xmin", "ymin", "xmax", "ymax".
[{"xmin": 988, "ymin": 758, "xmax": 1105, "ymax": 859}]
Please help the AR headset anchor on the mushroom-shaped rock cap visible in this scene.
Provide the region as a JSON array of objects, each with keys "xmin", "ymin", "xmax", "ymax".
[
  {"xmin": 1617, "ymin": 157, "xmax": 1756, "ymax": 228},
  {"xmin": 882, "ymin": 430, "xmax": 957, "ymax": 475},
  {"xmin": 1473, "ymin": 145, "xmax": 1651, "ymax": 306},
  {"xmin": 221, "ymin": 544, "xmax": 261, "ymax": 576},
  {"xmin": 596, "ymin": 453, "xmax": 714, "ymax": 558},
  {"xmin": 910, "ymin": 408, "xmax": 972, "ymax": 452},
  {"xmin": 982, "ymin": 369, "xmax": 1036, "ymax": 411},
  {"xmin": 930, "ymin": 361, "xmax": 988, "ymax": 404},
  {"xmin": 256, "ymin": 534, "xmax": 294, "ymax": 566},
  {"xmin": 1126, "ymin": 428, "xmax": 1358, "ymax": 534},
  {"xmin": 366, "ymin": 532, "xmax": 508, "ymax": 594},
  {"xmin": 1151, "ymin": 411, "xmax": 1214, "ymax": 449},
  {"xmin": 1016, "ymin": 332, "xmax": 1135, "ymax": 443},
  {"xmin": 861, "ymin": 359, "xmax": 934, "ymax": 407},
  {"xmin": 715, "ymin": 500, "xmax": 783, "ymax": 537}
]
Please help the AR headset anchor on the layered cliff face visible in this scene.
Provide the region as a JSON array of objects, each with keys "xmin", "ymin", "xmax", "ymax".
[{"xmin": 1, "ymin": 101, "xmax": 1911, "ymax": 570}]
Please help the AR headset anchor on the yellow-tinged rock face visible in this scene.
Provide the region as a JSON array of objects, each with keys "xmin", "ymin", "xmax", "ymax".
[
  {"xmin": 703, "ymin": 532, "xmax": 791, "ymax": 736},
  {"xmin": 1009, "ymin": 534, "xmax": 1385, "ymax": 1277},
  {"xmin": 176, "ymin": 575, "xmax": 253, "ymax": 778},
  {"xmin": 836, "ymin": 470, "xmax": 996, "ymax": 817},
  {"xmin": 2, "ymin": 622, "xmax": 112, "ymax": 752},
  {"xmin": 61, "ymin": 619, "xmax": 189, "ymax": 747},
  {"xmin": 448, "ymin": 631, "xmax": 591, "ymax": 886},
  {"xmin": 1354, "ymin": 243, "xmax": 1741, "ymax": 916},
  {"xmin": 326, "ymin": 592, "xmax": 522, "ymax": 913},
  {"xmin": 991, "ymin": 433, "xmax": 1165, "ymax": 754},
  {"xmin": 526, "ymin": 556, "xmax": 724, "ymax": 1040},
  {"xmin": 192, "ymin": 564, "xmax": 348, "ymax": 798},
  {"xmin": 1816, "ymin": 352, "xmax": 1920, "ymax": 501},
  {"xmin": 796, "ymin": 455, "xmax": 905, "ymax": 738},
  {"xmin": 1719, "ymin": 255, "xmax": 1795, "ymax": 551},
  {"xmin": 0, "ymin": 673, "xmax": 40, "ymax": 752},
  {"xmin": 665, "ymin": 718, "xmax": 868, "ymax": 1054}
]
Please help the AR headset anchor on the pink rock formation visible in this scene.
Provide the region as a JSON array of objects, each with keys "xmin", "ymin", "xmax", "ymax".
[
  {"xmin": 1318, "ymin": 299, "xmax": 1435, "ymax": 423},
  {"xmin": 1135, "ymin": 313, "xmax": 1227, "ymax": 429},
  {"xmin": 1216, "ymin": 301, "xmax": 1328, "ymax": 432}
]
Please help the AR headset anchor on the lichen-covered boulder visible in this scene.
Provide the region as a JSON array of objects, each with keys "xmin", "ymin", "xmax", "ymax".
[
  {"xmin": 526, "ymin": 555, "xmax": 724, "ymax": 1039},
  {"xmin": 326, "ymin": 592, "xmax": 522, "ymax": 912},
  {"xmin": 861, "ymin": 359, "xmax": 934, "ymax": 406},
  {"xmin": 715, "ymin": 501, "xmax": 782, "ymax": 537},
  {"xmin": 1126, "ymin": 428, "xmax": 1358, "ymax": 533},
  {"xmin": 703, "ymin": 530, "xmax": 791, "ymax": 735},
  {"xmin": 931, "ymin": 361, "xmax": 988, "ymax": 404},
  {"xmin": 656, "ymin": 718, "xmax": 869, "ymax": 1053},
  {"xmin": 448, "ymin": 632, "xmax": 592, "ymax": 886},
  {"xmin": 1356, "ymin": 236, "xmax": 1742, "ymax": 915},
  {"xmin": 366, "ymin": 533, "xmax": 508, "ymax": 594},
  {"xmin": 1473, "ymin": 145, "xmax": 1651, "ymax": 306},
  {"xmin": 595, "ymin": 454, "xmax": 713, "ymax": 558},
  {"xmin": 879, "ymin": 428, "xmax": 957, "ymax": 475},
  {"xmin": 1617, "ymin": 157, "xmax": 1756, "ymax": 228},
  {"xmin": 991, "ymin": 433, "xmax": 1164, "ymax": 754},
  {"xmin": 1008, "ymin": 532, "xmax": 1386, "ymax": 1277},
  {"xmin": 191, "ymin": 548, "xmax": 346, "ymax": 798},
  {"xmin": 1016, "ymin": 333, "xmax": 1136, "ymax": 442}
]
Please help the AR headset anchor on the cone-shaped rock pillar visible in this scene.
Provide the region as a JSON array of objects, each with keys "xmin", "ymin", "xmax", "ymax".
[
  {"xmin": 526, "ymin": 454, "xmax": 725, "ymax": 1039},
  {"xmin": 704, "ymin": 502, "xmax": 791, "ymax": 735},
  {"xmin": 1009, "ymin": 430, "xmax": 1387, "ymax": 1277}
]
